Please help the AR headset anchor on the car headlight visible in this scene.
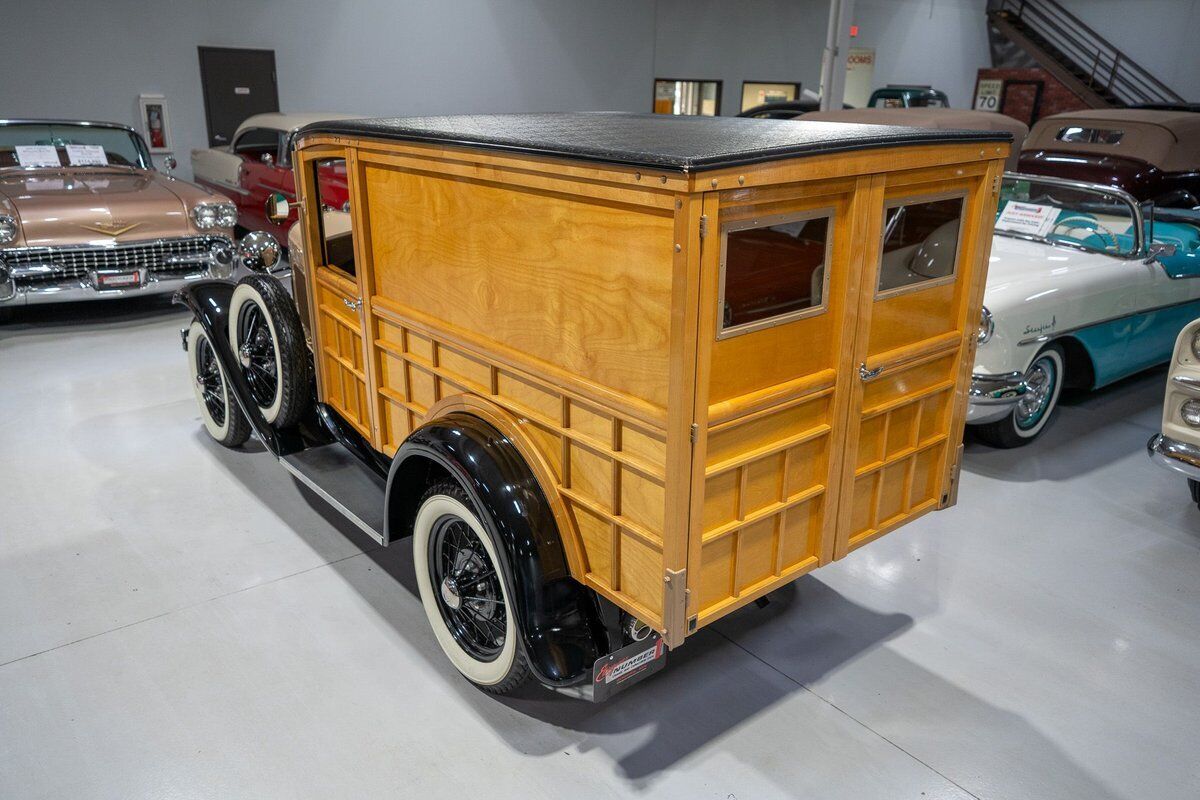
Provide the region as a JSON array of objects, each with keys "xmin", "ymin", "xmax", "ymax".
[
  {"xmin": 1191, "ymin": 330, "xmax": 1200, "ymax": 361},
  {"xmin": 1182, "ymin": 399, "xmax": 1200, "ymax": 428},
  {"xmin": 193, "ymin": 203, "xmax": 237, "ymax": 230},
  {"xmin": 0, "ymin": 215, "xmax": 17, "ymax": 244},
  {"xmin": 977, "ymin": 306, "xmax": 994, "ymax": 344}
]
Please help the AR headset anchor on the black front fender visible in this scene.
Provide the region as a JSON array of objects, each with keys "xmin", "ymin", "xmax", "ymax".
[{"xmin": 386, "ymin": 413, "xmax": 612, "ymax": 686}]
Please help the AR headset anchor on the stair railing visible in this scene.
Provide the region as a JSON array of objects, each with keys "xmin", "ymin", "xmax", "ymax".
[{"xmin": 998, "ymin": 0, "xmax": 1184, "ymax": 105}]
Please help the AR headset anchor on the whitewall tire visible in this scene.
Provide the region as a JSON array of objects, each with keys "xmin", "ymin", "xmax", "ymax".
[
  {"xmin": 975, "ymin": 344, "xmax": 1065, "ymax": 448},
  {"xmin": 187, "ymin": 321, "xmax": 251, "ymax": 448},
  {"xmin": 227, "ymin": 275, "xmax": 309, "ymax": 428},
  {"xmin": 412, "ymin": 483, "xmax": 530, "ymax": 693}
]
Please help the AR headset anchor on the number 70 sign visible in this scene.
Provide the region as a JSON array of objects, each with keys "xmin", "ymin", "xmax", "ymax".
[{"xmin": 974, "ymin": 79, "xmax": 1003, "ymax": 112}]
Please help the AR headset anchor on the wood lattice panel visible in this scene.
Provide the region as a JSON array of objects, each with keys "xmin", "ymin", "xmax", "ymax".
[
  {"xmin": 314, "ymin": 279, "xmax": 371, "ymax": 437},
  {"xmin": 695, "ymin": 388, "xmax": 834, "ymax": 623},
  {"xmin": 845, "ymin": 351, "xmax": 956, "ymax": 552},
  {"xmin": 370, "ymin": 300, "xmax": 670, "ymax": 625}
]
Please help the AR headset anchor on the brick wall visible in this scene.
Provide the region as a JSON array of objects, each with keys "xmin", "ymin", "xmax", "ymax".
[{"xmin": 974, "ymin": 68, "xmax": 1091, "ymax": 126}]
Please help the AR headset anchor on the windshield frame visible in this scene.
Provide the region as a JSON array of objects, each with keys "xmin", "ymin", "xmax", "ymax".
[
  {"xmin": 0, "ymin": 119, "xmax": 153, "ymax": 171},
  {"xmin": 995, "ymin": 171, "xmax": 1145, "ymax": 259}
]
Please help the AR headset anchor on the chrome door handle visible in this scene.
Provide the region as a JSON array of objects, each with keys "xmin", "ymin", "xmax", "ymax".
[
  {"xmin": 342, "ymin": 297, "xmax": 362, "ymax": 311},
  {"xmin": 859, "ymin": 362, "xmax": 882, "ymax": 381}
]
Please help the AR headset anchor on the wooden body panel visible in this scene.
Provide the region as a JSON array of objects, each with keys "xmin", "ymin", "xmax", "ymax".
[{"xmin": 293, "ymin": 131, "xmax": 1007, "ymax": 646}]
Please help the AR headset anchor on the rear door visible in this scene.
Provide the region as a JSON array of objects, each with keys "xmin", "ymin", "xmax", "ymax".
[
  {"xmin": 835, "ymin": 167, "xmax": 992, "ymax": 557},
  {"xmin": 688, "ymin": 177, "xmax": 863, "ymax": 628}
]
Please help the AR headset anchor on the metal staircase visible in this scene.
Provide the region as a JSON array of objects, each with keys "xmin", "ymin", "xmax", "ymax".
[{"xmin": 987, "ymin": 0, "xmax": 1185, "ymax": 108}]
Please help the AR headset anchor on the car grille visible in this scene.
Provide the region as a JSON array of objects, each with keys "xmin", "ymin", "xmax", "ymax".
[{"xmin": 1, "ymin": 236, "xmax": 230, "ymax": 285}]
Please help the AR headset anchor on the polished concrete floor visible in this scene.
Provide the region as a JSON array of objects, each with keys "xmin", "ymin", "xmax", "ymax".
[{"xmin": 2, "ymin": 296, "xmax": 1198, "ymax": 800}]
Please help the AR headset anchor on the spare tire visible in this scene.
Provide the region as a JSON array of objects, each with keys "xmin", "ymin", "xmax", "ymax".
[{"xmin": 227, "ymin": 274, "xmax": 311, "ymax": 428}]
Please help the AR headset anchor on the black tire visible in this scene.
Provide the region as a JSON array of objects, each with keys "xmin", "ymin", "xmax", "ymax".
[
  {"xmin": 974, "ymin": 344, "xmax": 1065, "ymax": 449},
  {"xmin": 1189, "ymin": 479, "xmax": 1200, "ymax": 509},
  {"xmin": 0, "ymin": 307, "xmax": 14, "ymax": 324},
  {"xmin": 227, "ymin": 274, "xmax": 310, "ymax": 428},
  {"xmin": 412, "ymin": 481, "xmax": 531, "ymax": 695},
  {"xmin": 187, "ymin": 321, "xmax": 251, "ymax": 448}
]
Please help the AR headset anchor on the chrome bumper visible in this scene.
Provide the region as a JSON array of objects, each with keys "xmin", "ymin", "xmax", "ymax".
[
  {"xmin": 0, "ymin": 239, "xmax": 235, "ymax": 306},
  {"xmin": 966, "ymin": 371, "xmax": 1029, "ymax": 425},
  {"xmin": 1147, "ymin": 434, "xmax": 1200, "ymax": 481}
]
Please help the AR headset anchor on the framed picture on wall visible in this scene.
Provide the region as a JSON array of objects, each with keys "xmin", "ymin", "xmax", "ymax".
[
  {"xmin": 653, "ymin": 79, "xmax": 723, "ymax": 116},
  {"xmin": 137, "ymin": 94, "xmax": 172, "ymax": 153},
  {"xmin": 740, "ymin": 81, "xmax": 801, "ymax": 112}
]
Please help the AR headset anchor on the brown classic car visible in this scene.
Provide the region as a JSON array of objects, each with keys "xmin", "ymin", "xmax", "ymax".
[
  {"xmin": 0, "ymin": 119, "xmax": 238, "ymax": 318},
  {"xmin": 1018, "ymin": 109, "xmax": 1200, "ymax": 208}
]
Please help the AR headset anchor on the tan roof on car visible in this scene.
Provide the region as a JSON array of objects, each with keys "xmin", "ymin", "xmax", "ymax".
[
  {"xmin": 800, "ymin": 108, "xmax": 1028, "ymax": 168},
  {"xmin": 1024, "ymin": 109, "xmax": 1200, "ymax": 171},
  {"xmin": 234, "ymin": 112, "xmax": 360, "ymax": 139}
]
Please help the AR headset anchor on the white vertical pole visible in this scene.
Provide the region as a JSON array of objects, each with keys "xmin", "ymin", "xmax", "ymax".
[{"xmin": 819, "ymin": 0, "xmax": 855, "ymax": 110}]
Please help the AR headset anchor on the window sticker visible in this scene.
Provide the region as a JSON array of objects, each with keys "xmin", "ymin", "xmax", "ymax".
[
  {"xmin": 996, "ymin": 201, "xmax": 1057, "ymax": 237},
  {"xmin": 15, "ymin": 145, "xmax": 62, "ymax": 168},
  {"xmin": 66, "ymin": 144, "xmax": 108, "ymax": 166}
]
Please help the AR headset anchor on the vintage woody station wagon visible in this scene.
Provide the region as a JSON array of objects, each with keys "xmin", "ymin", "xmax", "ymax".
[{"xmin": 178, "ymin": 113, "xmax": 1010, "ymax": 699}]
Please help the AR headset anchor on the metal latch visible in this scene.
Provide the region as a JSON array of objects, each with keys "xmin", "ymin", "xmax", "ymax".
[
  {"xmin": 859, "ymin": 362, "xmax": 882, "ymax": 381},
  {"xmin": 342, "ymin": 297, "xmax": 362, "ymax": 312}
]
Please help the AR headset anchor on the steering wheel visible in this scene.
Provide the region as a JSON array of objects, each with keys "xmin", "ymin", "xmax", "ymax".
[{"xmin": 1051, "ymin": 216, "xmax": 1120, "ymax": 250}]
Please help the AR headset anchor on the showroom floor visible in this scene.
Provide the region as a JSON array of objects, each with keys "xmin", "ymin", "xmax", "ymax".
[{"xmin": 2, "ymin": 296, "xmax": 1198, "ymax": 800}]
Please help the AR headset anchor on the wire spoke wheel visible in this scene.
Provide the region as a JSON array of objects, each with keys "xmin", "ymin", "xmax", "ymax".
[
  {"xmin": 237, "ymin": 303, "xmax": 278, "ymax": 408},
  {"xmin": 429, "ymin": 515, "xmax": 507, "ymax": 661},
  {"xmin": 194, "ymin": 335, "xmax": 226, "ymax": 426}
]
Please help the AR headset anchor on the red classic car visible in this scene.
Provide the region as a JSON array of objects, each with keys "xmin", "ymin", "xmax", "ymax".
[{"xmin": 191, "ymin": 112, "xmax": 357, "ymax": 239}]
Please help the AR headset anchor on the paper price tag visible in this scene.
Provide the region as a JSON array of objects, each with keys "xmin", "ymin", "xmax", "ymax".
[
  {"xmin": 996, "ymin": 201, "xmax": 1058, "ymax": 237},
  {"xmin": 66, "ymin": 144, "xmax": 108, "ymax": 166},
  {"xmin": 15, "ymin": 145, "xmax": 61, "ymax": 168}
]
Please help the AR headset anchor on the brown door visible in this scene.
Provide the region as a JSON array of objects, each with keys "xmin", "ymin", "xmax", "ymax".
[
  {"xmin": 835, "ymin": 170, "xmax": 989, "ymax": 557},
  {"xmin": 297, "ymin": 150, "xmax": 376, "ymax": 442}
]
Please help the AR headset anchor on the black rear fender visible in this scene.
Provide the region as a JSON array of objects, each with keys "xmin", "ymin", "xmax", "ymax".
[{"xmin": 386, "ymin": 413, "xmax": 612, "ymax": 686}]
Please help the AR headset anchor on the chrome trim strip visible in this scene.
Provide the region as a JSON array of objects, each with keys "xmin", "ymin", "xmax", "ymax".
[
  {"xmin": 1147, "ymin": 433, "xmax": 1200, "ymax": 481},
  {"xmin": 278, "ymin": 457, "xmax": 385, "ymax": 545},
  {"xmin": 1016, "ymin": 295, "xmax": 1200, "ymax": 347}
]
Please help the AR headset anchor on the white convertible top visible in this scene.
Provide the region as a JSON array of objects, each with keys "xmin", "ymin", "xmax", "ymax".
[{"xmin": 234, "ymin": 112, "xmax": 360, "ymax": 141}]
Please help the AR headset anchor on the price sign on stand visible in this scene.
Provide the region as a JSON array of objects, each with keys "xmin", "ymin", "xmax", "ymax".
[{"xmin": 974, "ymin": 79, "xmax": 1003, "ymax": 112}]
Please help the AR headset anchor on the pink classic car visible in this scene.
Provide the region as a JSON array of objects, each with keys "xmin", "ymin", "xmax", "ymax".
[{"xmin": 0, "ymin": 119, "xmax": 238, "ymax": 319}]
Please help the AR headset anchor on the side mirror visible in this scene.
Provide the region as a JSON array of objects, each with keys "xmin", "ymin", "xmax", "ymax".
[
  {"xmin": 1145, "ymin": 241, "xmax": 1178, "ymax": 264},
  {"xmin": 265, "ymin": 192, "xmax": 291, "ymax": 225},
  {"xmin": 162, "ymin": 155, "xmax": 177, "ymax": 175},
  {"xmin": 260, "ymin": 152, "xmax": 275, "ymax": 166},
  {"xmin": 238, "ymin": 231, "xmax": 282, "ymax": 273}
]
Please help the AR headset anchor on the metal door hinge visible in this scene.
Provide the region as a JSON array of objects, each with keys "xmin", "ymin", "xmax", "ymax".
[
  {"xmin": 689, "ymin": 423, "xmax": 699, "ymax": 445},
  {"xmin": 992, "ymin": 174, "xmax": 1002, "ymax": 196},
  {"xmin": 699, "ymin": 215, "xmax": 708, "ymax": 239}
]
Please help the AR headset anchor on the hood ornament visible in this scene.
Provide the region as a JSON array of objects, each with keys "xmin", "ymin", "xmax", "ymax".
[{"xmin": 79, "ymin": 219, "xmax": 140, "ymax": 236}]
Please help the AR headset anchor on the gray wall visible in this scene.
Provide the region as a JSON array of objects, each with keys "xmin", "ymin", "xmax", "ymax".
[
  {"xmin": 1057, "ymin": 0, "xmax": 1200, "ymax": 101},
  {"xmin": 2, "ymin": 0, "xmax": 655, "ymax": 179},
  {"xmin": 652, "ymin": 0, "xmax": 831, "ymax": 116}
]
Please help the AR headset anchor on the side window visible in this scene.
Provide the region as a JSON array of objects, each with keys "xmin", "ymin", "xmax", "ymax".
[
  {"xmin": 1056, "ymin": 126, "xmax": 1124, "ymax": 145},
  {"xmin": 877, "ymin": 195, "xmax": 965, "ymax": 296},
  {"xmin": 719, "ymin": 211, "xmax": 833, "ymax": 337},
  {"xmin": 233, "ymin": 128, "xmax": 280, "ymax": 162},
  {"xmin": 312, "ymin": 157, "xmax": 355, "ymax": 277}
]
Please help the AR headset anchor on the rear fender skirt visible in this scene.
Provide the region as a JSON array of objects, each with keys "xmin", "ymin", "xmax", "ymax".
[
  {"xmin": 173, "ymin": 281, "xmax": 314, "ymax": 456},
  {"xmin": 386, "ymin": 413, "xmax": 611, "ymax": 686}
]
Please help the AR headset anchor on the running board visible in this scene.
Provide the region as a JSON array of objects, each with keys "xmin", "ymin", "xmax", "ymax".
[{"xmin": 281, "ymin": 444, "xmax": 387, "ymax": 545}]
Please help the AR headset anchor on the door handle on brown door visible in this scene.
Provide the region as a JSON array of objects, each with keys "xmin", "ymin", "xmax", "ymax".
[
  {"xmin": 859, "ymin": 362, "xmax": 882, "ymax": 381},
  {"xmin": 342, "ymin": 297, "xmax": 362, "ymax": 312}
]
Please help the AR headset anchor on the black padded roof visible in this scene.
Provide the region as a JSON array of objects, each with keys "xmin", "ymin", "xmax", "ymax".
[{"xmin": 298, "ymin": 112, "xmax": 1011, "ymax": 173}]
